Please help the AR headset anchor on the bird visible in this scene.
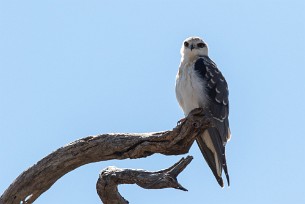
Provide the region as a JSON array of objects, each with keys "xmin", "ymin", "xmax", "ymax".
[{"xmin": 175, "ymin": 36, "xmax": 231, "ymax": 187}]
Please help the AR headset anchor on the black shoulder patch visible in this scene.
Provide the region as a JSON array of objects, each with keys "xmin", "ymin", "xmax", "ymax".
[
  {"xmin": 194, "ymin": 57, "xmax": 229, "ymax": 120},
  {"xmin": 194, "ymin": 58, "xmax": 207, "ymax": 77}
]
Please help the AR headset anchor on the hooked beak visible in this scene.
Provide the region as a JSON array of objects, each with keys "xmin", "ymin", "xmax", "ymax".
[{"xmin": 190, "ymin": 44, "xmax": 194, "ymax": 51}]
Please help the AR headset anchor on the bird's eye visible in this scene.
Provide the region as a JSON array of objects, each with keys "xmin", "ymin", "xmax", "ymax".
[
  {"xmin": 184, "ymin": 41, "xmax": 189, "ymax": 47},
  {"xmin": 197, "ymin": 43, "xmax": 206, "ymax": 48}
]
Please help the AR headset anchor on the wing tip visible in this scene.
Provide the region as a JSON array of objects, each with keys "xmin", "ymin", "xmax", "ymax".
[
  {"xmin": 218, "ymin": 174, "xmax": 230, "ymax": 188},
  {"xmin": 226, "ymin": 173, "xmax": 230, "ymax": 187}
]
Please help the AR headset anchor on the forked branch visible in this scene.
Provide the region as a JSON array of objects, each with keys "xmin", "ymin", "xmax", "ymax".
[{"xmin": 0, "ymin": 108, "xmax": 211, "ymax": 204}]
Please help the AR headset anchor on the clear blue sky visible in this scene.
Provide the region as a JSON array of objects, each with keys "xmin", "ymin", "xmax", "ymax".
[{"xmin": 1, "ymin": 0, "xmax": 305, "ymax": 203}]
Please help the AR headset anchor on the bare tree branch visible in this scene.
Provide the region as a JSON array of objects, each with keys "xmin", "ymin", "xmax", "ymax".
[
  {"xmin": 96, "ymin": 156, "xmax": 193, "ymax": 204},
  {"xmin": 0, "ymin": 108, "xmax": 211, "ymax": 204}
]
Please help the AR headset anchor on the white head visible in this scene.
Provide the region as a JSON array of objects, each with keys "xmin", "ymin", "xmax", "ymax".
[{"xmin": 180, "ymin": 37, "xmax": 208, "ymax": 61}]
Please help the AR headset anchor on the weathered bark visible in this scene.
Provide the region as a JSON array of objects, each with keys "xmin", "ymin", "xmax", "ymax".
[
  {"xmin": 97, "ymin": 156, "xmax": 193, "ymax": 204},
  {"xmin": 0, "ymin": 108, "xmax": 211, "ymax": 204}
]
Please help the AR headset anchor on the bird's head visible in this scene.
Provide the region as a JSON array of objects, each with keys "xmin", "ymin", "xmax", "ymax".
[{"xmin": 180, "ymin": 37, "xmax": 208, "ymax": 61}]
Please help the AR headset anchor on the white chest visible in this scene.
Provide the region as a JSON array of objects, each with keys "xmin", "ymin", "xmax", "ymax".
[{"xmin": 175, "ymin": 62, "xmax": 208, "ymax": 116}]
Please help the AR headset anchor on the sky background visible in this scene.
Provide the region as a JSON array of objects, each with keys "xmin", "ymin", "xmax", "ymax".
[{"xmin": 1, "ymin": 0, "xmax": 305, "ymax": 203}]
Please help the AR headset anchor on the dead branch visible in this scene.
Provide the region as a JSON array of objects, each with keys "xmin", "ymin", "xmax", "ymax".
[
  {"xmin": 0, "ymin": 108, "xmax": 211, "ymax": 204},
  {"xmin": 96, "ymin": 156, "xmax": 193, "ymax": 204}
]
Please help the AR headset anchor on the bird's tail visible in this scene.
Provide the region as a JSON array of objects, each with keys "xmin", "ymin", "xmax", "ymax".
[{"xmin": 196, "ymin": 127, "xmax": 230, "ymax": 187}]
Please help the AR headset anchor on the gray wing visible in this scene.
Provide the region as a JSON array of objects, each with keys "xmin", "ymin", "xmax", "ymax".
[{"xmin": 194, "ymin": 56, "xmax": 230, "ymax": 187}]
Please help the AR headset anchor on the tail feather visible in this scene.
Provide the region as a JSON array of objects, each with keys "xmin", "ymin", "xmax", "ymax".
[{"xmin": 196, "ymin": 128, "xmax": 230, "ymax": 187}]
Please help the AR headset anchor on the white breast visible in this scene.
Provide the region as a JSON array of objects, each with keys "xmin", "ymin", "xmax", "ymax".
[{"xmin": 175, "ymin": 61, "xmax": 208, "ymax": 116}]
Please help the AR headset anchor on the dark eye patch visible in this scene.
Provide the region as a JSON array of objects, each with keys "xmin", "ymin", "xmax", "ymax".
[
  {"xmin": 197, "ymin": 42, "xmax": 206, "ymax": 48},
  {"xmin": 184, "ymin": 41, "xmax": 189, "ymax": 47}
]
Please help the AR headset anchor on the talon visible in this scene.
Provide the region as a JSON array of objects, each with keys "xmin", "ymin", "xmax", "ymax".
[{"xmin": 177, "ymin": 118, "xmax": 187, "ymax": 126}]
